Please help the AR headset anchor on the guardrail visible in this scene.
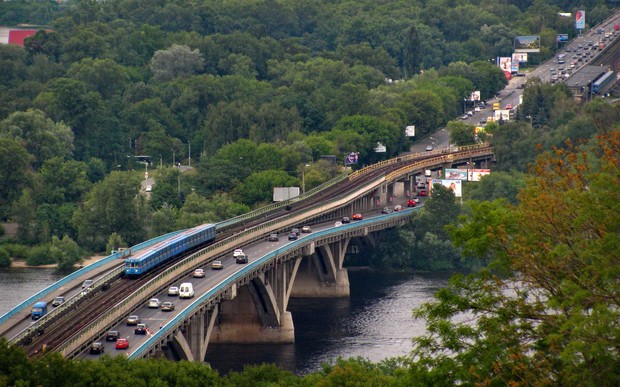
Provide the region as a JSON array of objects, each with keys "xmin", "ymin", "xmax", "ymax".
[
  {"xmin": 0, "ymin": 230, "xmax": 184, "ymax": 333},
  {"xmin": 127, "ymin": 208, "xmax": 418, "ymax": 359},
  {"xmin": 60, "ymin": 146, "xmax": 494, "ymax": 357},
  {"xmin": 60, "ymin": 175, "xmax": 388, "ymax": 357}
]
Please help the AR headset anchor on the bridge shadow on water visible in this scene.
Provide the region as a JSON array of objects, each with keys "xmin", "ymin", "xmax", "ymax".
[{"xmin": 205, "ymin": 270, "xmax": 451, "ymax": 375}]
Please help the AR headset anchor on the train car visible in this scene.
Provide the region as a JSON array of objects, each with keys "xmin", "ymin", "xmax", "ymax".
[
  {"xmin": 124, "ymin": 224, "xmax": 217, "ymax": 277},
  {"xmin": 592, "ymin": 71, "xmax": 615, "ymax": 94}
]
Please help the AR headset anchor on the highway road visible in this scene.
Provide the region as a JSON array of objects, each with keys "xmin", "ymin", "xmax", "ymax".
[{"xmin": 79, "ymin": 205, "xmax": 422, "ymax": 360}]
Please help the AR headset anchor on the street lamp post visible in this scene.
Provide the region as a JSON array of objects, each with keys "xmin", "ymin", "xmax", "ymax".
[
  {"xmin": 172, "ymin": 148, "xmax": 175, "ymax": 167},
  {"xmin": 188, "ymin": 141, "xmax": 191, "ymax": 167},
  {"xmin": 159, "ymin": 154, "xmax": 162, "ymax": 169},
  {"xmin": 526, "ymin": 115, "xmax": 533, "ymax": 126}
]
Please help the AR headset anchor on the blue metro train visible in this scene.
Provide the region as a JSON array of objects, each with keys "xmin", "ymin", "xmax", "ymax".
[{"xmin": 124, "ymin": 223, "xmax": 217, "ymax": 277}]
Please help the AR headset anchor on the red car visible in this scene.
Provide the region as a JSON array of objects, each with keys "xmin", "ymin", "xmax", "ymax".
[
  {"xmin": 505, "ymin": 104, "xmax": 512, "ymax": 109},
  {"xmin": 352, "ymin": 213, "xmax": 363, "ymax": 220},
  {"xmin": 419, "ymin": 190, "xmax": 427, "ymax": 196},
  {"xmin": 407, "ymin": 199, "xmax": 416, "ymax": 207},
  {"xmin": 115, "ymin": 338, "xmax": 129, "ymax": 350}
]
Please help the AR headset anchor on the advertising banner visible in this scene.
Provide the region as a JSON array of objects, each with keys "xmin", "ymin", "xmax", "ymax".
[
  {"xmin": 557, "ymin": 34, "xmax": 569, "ymax": 42},
  {"xmin": 374, "ymin": 142, "xmax": 386, "ymax": 153},
  {"xmin": 512, "ymin": 52, "xmax": 528, "ymax": 63},
  {"xmin": 575, "ymin": 10, "xmax": 585, "ymax": 30},
  {"xmin": 469, "ymin": 91, "xmax": 481, "ymax": 101},
  {"xmin": 345, "ymin": 152, "xmax": 359, "ymax": 165},
  {"xmin": 429, "ymin": 179, "xmax": 462, "ymax": 198},
  {"xmin": 405, "ymin": 125, "xmax": 415, "ymax": 137},
  {"xmin": 468, "ymin": 169, "xmax": 491, "ymax": 182},
  {"xmin": 444, "ymin": 169, "xmax": 468, "ymax": 180},
  {"xmin": 511, "ymin": 61, "xmax": 519, "ymax": 74},
  {"xmin": 498, "ymin": 57, "xmax": 512, "ymax": 72},
  {"xmin": 514, "ymin": 35, "xmax": 541, "ymax": 53}
]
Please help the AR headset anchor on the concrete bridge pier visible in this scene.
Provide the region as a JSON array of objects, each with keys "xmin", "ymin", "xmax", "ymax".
[{"xmin": 291, "ymin": 238, "xmax": 351, "ymax": 298}]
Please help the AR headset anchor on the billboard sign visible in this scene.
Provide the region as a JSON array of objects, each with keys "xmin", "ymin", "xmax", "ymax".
[
  {"xmin": 498, "ymin": 57, "xmax": 511, "ymax": 72},
  {"xmin": 575, "ymin": 10, "xmax": 585, "ymax": 30},
  {"xmin": 469, "ymin": 91, "xmax": 481, "ymax": 101},
  {"xmin": 430, "ymin": 179, "xmax": 462, "ymax": 198},
  {"xmin": 374, "ymin": 142, "xmax": 386, "ymax": 153},
  {"xmin": 444, "ymin": 169, "xmax": 468, "ymax": 180},
  {"xmin": 468, "ymin": 169, "xmax": 491, "ymax": 182},
  {"xmin": 494, "ymin": 109, "xmax": 511, "ymax": 122},
  {"xmin": 514, "ymin": 35, "xmax": 541, "ymax": 53},
  {"xmin": 345, "ymin": 152, "xmax": 359, "ymax": 165},
  {"xmin": 512, "ymin": 52, "xmax": 528, "ymax": 63},
  {"xmin": 273, "ymin": 186, "xmax": 300, "ymax": 201},
  {"xmin": 405, "ymin": 125, "xmax": 415, "ymax": 137},
  {"xmin": 557, "ymin": 34, "xmax": 569, "ymax": 42},
  {"xmin": 511, "ymin": 61, "xmax": 519, "ymax": 74}
]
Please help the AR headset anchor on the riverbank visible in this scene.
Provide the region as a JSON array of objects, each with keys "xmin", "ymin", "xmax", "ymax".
[{"xmin": 10, "ymin": 255, "xmax": 105, "ymax": 269}]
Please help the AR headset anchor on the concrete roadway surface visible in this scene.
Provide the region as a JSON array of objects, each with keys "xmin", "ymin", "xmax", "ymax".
[{"xmin": 79, "ymin": 204, "xmax": 424, "ymax": 360}]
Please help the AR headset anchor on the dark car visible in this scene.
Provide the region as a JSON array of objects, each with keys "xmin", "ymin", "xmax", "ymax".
[
  {"xmin": 291, "ymin": 228, "xmax": 300, "ymax": 236},
  {"xmin": 160, "ymin": 302, "xmax": 175, "ymax": 312},
  {"xmin": 134, "ymin": 323, "xmax": 148, "ymax": 335},
  {"xmin": 342, "ymin": 216, "xmax": 350, "ymax": 223},
  {"xmin": 106, "ymin": 331, "xmax": 119, "ymax": 341},
  {"xmin": 288, "ymin": 233, "xmax": 298, "ymax": 241},
  {"xmin": 89, "ymin": 342, "xmax": 104, "ymax": 355},
  {"xmin": 235, "ymin": 254, "xmax": 248, "ymax": 264},
  {"xmin": 268, "ymin": 233, "xmax": 279, "ymax": 242}
]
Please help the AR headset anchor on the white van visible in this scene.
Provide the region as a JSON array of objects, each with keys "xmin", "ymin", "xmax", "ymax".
[{"xmin": 179, "ymin": 282, "xmax": 194, "ymax": 299}]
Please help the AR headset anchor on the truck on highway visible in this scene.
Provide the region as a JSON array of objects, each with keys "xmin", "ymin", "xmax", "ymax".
[
  {"xmin": 31, "ymin": 301, "xmax": 48, "ymax": 320},
  {"xmin": 492, "ymin": 102, "xmax": 501, "ymax": 111}
]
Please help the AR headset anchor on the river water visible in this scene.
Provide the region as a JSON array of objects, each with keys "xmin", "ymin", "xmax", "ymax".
[{"xmin": 0, "ymin": 267, "xmax": 450, "ymax": 375}]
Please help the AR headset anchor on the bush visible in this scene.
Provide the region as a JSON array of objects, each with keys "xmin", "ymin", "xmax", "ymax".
[
  {"xmin": 0, "ymin": 248, "xmax": 10, "ymax": 268},
  {"xmin": 0, "ymin": 224, "xmax": 4, "ymax": 237},
  {"xmin": 1, "ymin": 243, "xmax": 29, "ymax": 259},
  {"xmin": 26, "ymin": 244, "xmax": 54, "ymax": 266}
]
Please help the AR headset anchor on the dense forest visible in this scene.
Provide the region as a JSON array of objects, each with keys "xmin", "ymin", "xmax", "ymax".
[{"xmin": 0, "ymin": 0, "xmax": 619, "ymax": 383}]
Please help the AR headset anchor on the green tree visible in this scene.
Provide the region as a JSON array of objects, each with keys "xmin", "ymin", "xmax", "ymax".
[
  {"xmin": 176, "ymin": 191, "xmax": 216, "ymax": 229},
  {"xmin": 0, "ymin": 247, "xmax": 10, "ymax": 268},
  {"xmin": 150, "ymin": 203, "xmax": 179, "ymax": 237},
  {"xmin": 150, "ymin": 44, "xmax": 205, "ymax": 82},
  {"xmin": 49, "ymin": 235, "xmax": 83, "ymax": 271},
  {"xmin": 0, "ymin": 109, "xmax": 74, "ymax": 169},
  {"xmin": 410, "ymin": 133, "xmax": 620, "ymax": 385},
  {"xmin": 11, "ymin": 189, "xmax": 36, "ymax": 244},
  {"xmin": 0, "ymin": 136, "xmax": 32, "ymax": 219},
  {"xmin": 447, "ymin": 120, "xmax": 476, "ymax": 146},
  {"xmin": 233, "ymin": 170, "xmax": 298, "ymax": 206},
  {"xmin": 72, "ymin": 171, "xmax": 146, "ymax": 251},
  {"xmin": 105, "ymin": 232, "xmax": 126, "ymax": 255}
]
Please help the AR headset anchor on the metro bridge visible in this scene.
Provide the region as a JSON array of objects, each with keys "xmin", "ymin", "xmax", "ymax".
[{"xmin": 0, "ymin": 145, "xmax": 493, "ymax": 362}]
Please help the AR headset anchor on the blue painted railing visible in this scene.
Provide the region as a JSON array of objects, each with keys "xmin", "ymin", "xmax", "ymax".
[
  {"xmin": 0, "ymin": 230, "xmax": 184, "ymax": 326},
  {"xmin": 128, "ymin": 208, "xmax": 418, "ymax": 359}
]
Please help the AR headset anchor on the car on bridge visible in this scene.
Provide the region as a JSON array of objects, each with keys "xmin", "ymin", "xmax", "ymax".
[
  {"xmin": 52, "ymin": 296, "xmax": 65, "ymax": 307},
  {"xmin": 382, "ymin": 207, "xmax": 391, "ymax": 214},
  {"xmin": 407, "ymin": 199, "xmax": 416, "ymax": 207},
  {"xmin": 106, "ymin": 331, "xmax": 119, "ymax": 341},
  {"xmin": 352, "ymin": 213, "xmax": 363, "ymax": 220},
  {"xmin": 301, "ymin": 226, "xmax": 312, "ymax": 233},
  {"xmin": 288, "ymin": 233, "xmax": 298, "ymax": 241},
  {"xmin": 235, "ymin": 253, "xmax": 248, "ymax": 264},
  {"xmin": 233, "ymin": 249, "xmax": 244, "ymax": 257},
  {"xmin": 115, "ymin": 338, "xmax": 129, "ymax": 350},
  {"xmin": 425, "ymin": 145, "xmax": 434, "ymax": 151},
  {"xmin": 342, "ymin": 216, "xmax": 350, "ymax": 223},
  {"xmin": 147, "ymin": 298, "xmax": 160, "ymax": 308},
  {"xmin": 193, "ymin": 268, "xmax": 205, "ymax": 278},
  {"xmin": 134, "ymin": 323, "xmax": 148, "ymax": 335},
  {"xmin": 89, "ymin": 342, "xmax": 104, "ymax": 355},
  {"xmin": 167, "ymin": 286, "xmax": 179, "ymax": 296},
  {"xmin": 211, "ymin": 260, "xmax": 223, "ymax": 270},
  {"xmin": 160, "ymin": 302, "xmax": 175, "ymax": 312},
  {"xmin": 394, "ymin": 205, "xmax": 403, "ymax": 212},
  {"xmin": 126, "ymin": 315, "xmax": 140, "ymax": 326},
  {"xmin": 268, "ymin": 233, "xmax": 279, "ymax": 241}
]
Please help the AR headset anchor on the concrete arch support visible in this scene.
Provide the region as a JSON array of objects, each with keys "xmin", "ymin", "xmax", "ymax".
[{"xmin": 290, "ymin": 240, "xmax": 351, "ymax": 298}]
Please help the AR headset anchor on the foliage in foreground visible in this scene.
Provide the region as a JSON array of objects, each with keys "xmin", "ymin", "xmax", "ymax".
[{"xmin": 408, "ymin": 131, "xmax": 620, "ymax": 385}]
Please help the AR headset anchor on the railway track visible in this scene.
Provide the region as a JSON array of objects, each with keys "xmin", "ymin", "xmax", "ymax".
[{"xmin": 19, "ymin": 146, "xmax": 492, "ymax": 358}]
